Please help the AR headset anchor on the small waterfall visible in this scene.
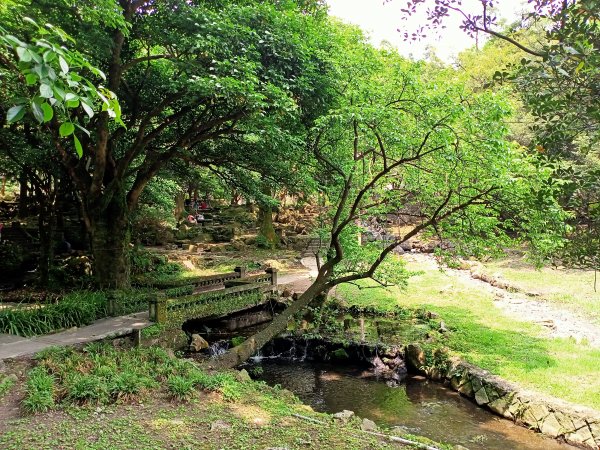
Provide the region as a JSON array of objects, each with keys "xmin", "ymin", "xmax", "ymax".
[{"xmin": 208, "ymin": 340, "xmax": 230, "ymax": 357}]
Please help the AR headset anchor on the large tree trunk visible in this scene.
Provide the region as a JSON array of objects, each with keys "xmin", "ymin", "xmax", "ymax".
[
  {"xmin": 37, "ymin": 196, "xmax": 56, "ymax": 288},
  {"xmin": 208, "ymin": 278, "xmax": 329, "ymax": 369},
  {"xmin": 89, "ymin": 195, "xmax": 131, "ymax": 289},
  {"xmin": 258, "ymin": 202, "xmax": 279, "ymax": 247}
]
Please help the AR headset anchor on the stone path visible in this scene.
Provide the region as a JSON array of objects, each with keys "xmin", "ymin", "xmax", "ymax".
[
  {"xmin": 407, "ymin": 253, "xmax": 600, "ymax": 347},
  {"xmin": 0, "ymin": 312, "xmax": 151, "ymax": 360}
]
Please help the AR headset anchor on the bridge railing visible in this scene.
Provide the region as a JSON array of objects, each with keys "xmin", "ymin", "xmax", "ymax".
[{"xmin": 148, "ymin": 268, "xmax": 278, "ymax": 328}]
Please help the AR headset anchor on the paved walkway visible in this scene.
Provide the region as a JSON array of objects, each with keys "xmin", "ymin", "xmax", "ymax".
[{"xmin": 0, "ymin": 312, "xmax": 151, "ymax": 360}]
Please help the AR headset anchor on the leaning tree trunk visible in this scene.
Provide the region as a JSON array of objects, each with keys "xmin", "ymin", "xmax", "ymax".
[
  {"xmin": 208, "ymin": 278, "xmax": 329, "ymax": 369},
  {"xmin": 89, "ymin": 195, "xmax": 131, "ymax": 289}
]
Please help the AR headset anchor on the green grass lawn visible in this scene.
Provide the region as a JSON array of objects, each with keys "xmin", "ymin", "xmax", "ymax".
[
  {"xmin": 337, "ymin": 257, "xmax": 600, "ymax": 411},
  {"xmin": 483, "ymin": 257, "xmax": 600, "ymax": 324}
]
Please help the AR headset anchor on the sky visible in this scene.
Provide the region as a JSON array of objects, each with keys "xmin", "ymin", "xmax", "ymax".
[{"xmin": 326, "ymin": 0, "xmax": 527, "ymax": 62}]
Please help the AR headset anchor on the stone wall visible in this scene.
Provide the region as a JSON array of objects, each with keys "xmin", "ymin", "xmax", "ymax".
[{"xmin": 442, "ymin": 358, "xmax": 600, "ymax": 449}]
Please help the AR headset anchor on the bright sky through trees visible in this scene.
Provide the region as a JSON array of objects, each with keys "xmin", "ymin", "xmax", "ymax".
[{"xmin": 326, "ymin": 0, "xmax": 526, "ymax": 61}]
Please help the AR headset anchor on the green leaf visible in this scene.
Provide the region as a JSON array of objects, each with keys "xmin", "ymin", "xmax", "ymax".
[
  {"xmin": 75, "ymin": 123, "xmax": 91, "ymax": 137},
  {"xmin": 17, "ymin": 47, "xmax": 32, "ymax": 62},
  {"xmin": 59, "ymin": 122, "xmax": 75, "ymax": 137},
  {"xmin": 40, "ymin": 102, "xmax": 53, "ymax": 122},
  {"xmin": 25, "ymin": 73, "xmax": 37, "ymax": 85},
  {"xmin": 39, "ymin": 83, "xmax": 53, "ymax": 98},
  {"xmin": 31, "ymin": 102, "xmax": 44, "ymax": 123},
  {"xmin": 59, "ymin": 56, "xmax": 69, "ymax": 74},
  {"xmin": 6, "ymin": 105, "xmax": 26, "ymax": 123},
  {"xmin": 73, "ymin": 134, "xmax": 83, "ymax": 158},
  {"xmin": 81, "ymin": 100, "xmax": 94, "ymax": 118}
]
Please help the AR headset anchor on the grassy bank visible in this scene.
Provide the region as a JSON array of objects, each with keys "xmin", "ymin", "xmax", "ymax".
[
  {"xmin": 0, "ymin": 344, "xmax": 446, "ymax": 450},
  {"xmin": 483, "ymin": 257, "xmax": 600, "ymax": 325},
  {"xmin": 337, "ymin": 258, "xmax": 600, "ymax": 410}
]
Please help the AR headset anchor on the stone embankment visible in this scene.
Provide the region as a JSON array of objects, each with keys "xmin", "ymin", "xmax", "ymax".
[{"xmin": 406, "ymin": 343, "xmax": 600, "ymax": 449}]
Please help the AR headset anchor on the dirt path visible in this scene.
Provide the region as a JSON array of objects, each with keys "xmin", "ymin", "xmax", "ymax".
[{"xmin": 407, "ymin": 253, "xmax": 600, "ymax": 348}]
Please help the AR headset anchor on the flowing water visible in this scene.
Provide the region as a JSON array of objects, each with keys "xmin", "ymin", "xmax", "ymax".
[
  {"xmin": 190, "ymin": 309, "xmax": 578, "ymax": 449},
  {"xmin": 253, "ymin": 360, "xmax": 577, "ymax": 450}
]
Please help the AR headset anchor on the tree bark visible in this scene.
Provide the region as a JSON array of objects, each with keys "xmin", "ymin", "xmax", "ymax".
[
  {"xmin": 208, "ymin": 278, "xmax": 329, "ymax": 369},
  {"xmin": 89, "ymin": 194, "xmax": 131, "ymax": 289}
]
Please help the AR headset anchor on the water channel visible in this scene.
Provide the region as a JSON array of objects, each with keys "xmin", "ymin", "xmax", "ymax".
[
  {"xmin": 252, "ymin": 360, "xmax": 576, "ymax": 450},
  {"xmin": 190, "ymin": 307, "xmax": 579, "ymax": 450}
]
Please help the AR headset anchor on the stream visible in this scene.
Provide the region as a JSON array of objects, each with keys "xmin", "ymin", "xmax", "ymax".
[
  {"xmin": 251, "ymin": 359, "xmax": 576, "ymax": 450},
  {"xmin": 188, "ymin": 308, "xmax": 578, "ymax": 450}
]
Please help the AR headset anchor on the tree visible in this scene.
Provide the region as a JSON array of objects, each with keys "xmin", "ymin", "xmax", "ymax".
[
  {"xmin": 1, "ymin": 0, "xmax": 338, "ymax": 287},
  {"xmin": 395, "ymin": 0, "xmax": 600, "ymax": 269},
  {"xmin": 212, "ymin": 28, "xmax": 565, "ymax": 368}
]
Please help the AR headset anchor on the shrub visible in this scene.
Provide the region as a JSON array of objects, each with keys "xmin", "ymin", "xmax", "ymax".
[
  {"xmin": 0, "ymin": 241, "xmax": 24, "ymax": 273},
  {"xmin": 65, "ymin": 373, "xmax": 109, "ymax": 405},
  {"xmin": 22, "ymin": 367, "xmax": 55, "ymax": 414},
  {"xmin": 167, "ymin": 375, "xmax": 195, "ymax": 401}
]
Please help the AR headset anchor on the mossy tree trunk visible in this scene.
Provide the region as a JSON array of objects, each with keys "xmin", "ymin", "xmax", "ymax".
[{"xmin": 87, "ymin": 193, "xmax": 131, "ymax": 289}]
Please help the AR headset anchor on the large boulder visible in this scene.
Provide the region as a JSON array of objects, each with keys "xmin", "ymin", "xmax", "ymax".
[{"xmin": 189, "ymin": 334, "xmax": 209, "ymax": 352}]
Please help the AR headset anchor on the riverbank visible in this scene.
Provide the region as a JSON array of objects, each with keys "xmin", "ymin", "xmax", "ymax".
[{"xmin": 0, "ymin": 344, "xmax": 446, "ymax": 450}]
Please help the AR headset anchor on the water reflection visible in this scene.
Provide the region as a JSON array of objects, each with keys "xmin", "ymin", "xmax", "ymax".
[{"xmin": 255, "ymin": 361, "xmax": 575, "ymax": 450}]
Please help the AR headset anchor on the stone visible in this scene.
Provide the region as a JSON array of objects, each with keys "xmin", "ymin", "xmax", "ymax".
[
  {"xmin": 360, "ymin": 418, "xmax": 378, "ymax": 432},
  {"xmin": 405, "ymin": 344, "xmax": 426, "ymax": 373},
  {"xmin": 333, "ymin": 410, "xmax": 354, "ymax": 422},
  {"xmin": 281, "ymin": 288, "xmax": 292, "ymax": 298},
  {"xmin": 470, "ymin": 376, "xmax": 483, "ymax": 393},
  {"xmin": 474, "ymin": 387, "xmax": 490, "ymax": 405},
  {"xmin": 0, "ymin": 359, "xmax": 5, "ymax": 373},
  {"xmin": 539, "ymin": 413, "xmax": 563, "ymax": 438},
  {"xmin": 189, "ymin": 334, "xmax": 209, "ymax": 352},
  {"xmin": 488, "ymin": 396, "xmax": 512, "ymax": 419},
  {"xmin": 210, "ymin": 420, "xmax": 232, "ymax": 432},
  {"xmin": 236, "ymin": 369, "xmax": 252, "ymax": 383},
  {"xmin": 565, "ymin": 424, "xmax": 594, "ymax": 446},
  {"xmin": 458, "ymin": 381, "xmax": 474, "ymax": 398},
  {"xmin": 439, "ymin": 321, "xmax": 448, "ymax": 333},
  {"xmin": 522, "ymin": 403, "xmax": 550, "ymax": 427},
  {"xmin": 188, "ymin": 244, "xmax": 196, "ymax": 253}
]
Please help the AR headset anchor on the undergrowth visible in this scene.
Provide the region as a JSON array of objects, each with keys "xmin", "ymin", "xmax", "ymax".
[{"xmin": 22, "ymin": 344, "xmax": 248, "ymax": 413}]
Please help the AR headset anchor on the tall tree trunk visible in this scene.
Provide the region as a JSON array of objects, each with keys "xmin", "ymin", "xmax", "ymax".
[
  {"xmin": 38, "ymin": 196, "xmax": 56, "ymax": 288},
  {"xmin": 174, "ymin": 192, "xmax": 185, "ymax": 223},
  {"xmin": 18, "ymin": 171, "xmax": 28, "ymax": 218},
  {"xmin": 208, "ymin": 278, "xmax": 328, "ymax": 369},
  {"xmin": 89, "ymin": 195, "xmax": 131, "ymax": 289},
  {"xmin": 258, "ymin": 202, "xmax": 280, "ymax": 247}
]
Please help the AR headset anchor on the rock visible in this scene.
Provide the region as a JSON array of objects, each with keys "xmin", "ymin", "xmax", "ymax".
[
  {"xmin": 281, "ymin": 288, "xmax": 292, "ymax": 298},
  {"xmin": 236, "ymin": 369, "xmax": 252, "ymax": 383},
  {"xmin": 425, "ymin": 311, "xmax": 440, "ymax": 319},
  {"xmin": 539, "ymin": 413, "xmax": 563, "ymax": 438},
  {"xmin": 333, "ymin": 410, "xmax": 354, "ymax": 422},
  {"xmin": 360, "ymin": 418, "xmax": 378, "ymax": 432},
  {"xmin": 189, "ymin": 334, "xmax": 209, "ymax": 352},
  {"xmin": 210, "ymin": 420, "xmax": 232, "ymax": 432},
  {"xmin": 439, "ymin": 321, "xmax": 448, "ymax": 333},
  {"xmin": 0, "ymin": 359, "xmax": 5, "ymax": 373},
  {"xmin": 188, "ymin": 244, "xmax": 196, "ymax": 253},
  {"xmin": 474, "ymin": 387, "xmax": 490, "ymax": 405},
  {"xmin": 405, "ymin": 344, "xmax": 426, "ymax": 373}
]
